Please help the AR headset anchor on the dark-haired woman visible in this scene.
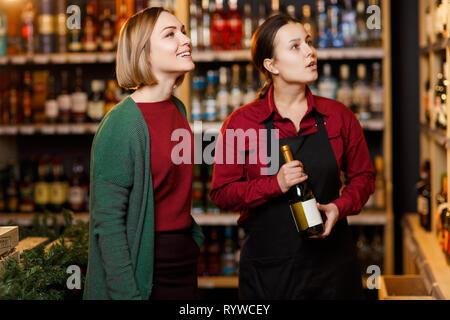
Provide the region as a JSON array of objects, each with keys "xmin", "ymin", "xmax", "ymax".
[{"xmin": 210, "ymin": 14, "xmax": 375, "ymax": 300}]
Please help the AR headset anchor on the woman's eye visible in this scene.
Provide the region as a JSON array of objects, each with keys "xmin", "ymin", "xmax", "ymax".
[
  {"xmin": 166, "ymin": 32, "xmax": 174, "ymax": 38},
  {"xmin": 307, "ymin": 40, "xmax": 313, "ymax": 46},
  {"xmin": 292, "ymin": 44, "xmax": 299, "ymax": 50}
]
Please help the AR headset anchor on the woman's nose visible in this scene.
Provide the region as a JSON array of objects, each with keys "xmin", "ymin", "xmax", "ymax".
[
  {"xmin": 179, "ymin": 32, "xmax": 191, "ymax": 47},
  {"xmin": 300, "ymin": 42, "xmax": 313, "ymax": 57}
]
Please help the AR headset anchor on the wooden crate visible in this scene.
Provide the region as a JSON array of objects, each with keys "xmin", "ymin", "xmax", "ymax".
[
  {"xmin": 0, "ymin": 249, "xmax": 20, "ymax": 273},
  {"xmin": 379, "ymin": 275, "xmax": 436, "ymax": 300},
  {"xmin": 0, "ymin": 226, "xmax": 19, "ymax": 257},
  {"xmin": 17, "ymin": 237, "xmax": 49, "ymax": 254}
]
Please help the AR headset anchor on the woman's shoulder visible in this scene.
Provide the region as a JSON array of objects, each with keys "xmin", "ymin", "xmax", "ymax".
[
  {"xmin": 222, "ymin": 99, "xmax": 267, "ymax": 130},
  {"xmin": 94, "ymin": 96, "xmax": 146, "ymax": 141}
]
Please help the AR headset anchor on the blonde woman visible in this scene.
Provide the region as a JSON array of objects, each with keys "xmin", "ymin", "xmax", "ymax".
[{"xmin": 84, "ymin": 7, "xmax": 204, "ymax": 300}]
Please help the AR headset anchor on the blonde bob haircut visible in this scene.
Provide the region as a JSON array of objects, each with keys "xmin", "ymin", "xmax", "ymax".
[{"xmin": 116, "ymin": 7, "xmax": 184, "ymax": 90}]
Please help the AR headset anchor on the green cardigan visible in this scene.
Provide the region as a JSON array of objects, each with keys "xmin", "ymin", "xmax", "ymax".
[{"xmin": 83, "ymin": 95, "xmax": 205, "ymax": 300}]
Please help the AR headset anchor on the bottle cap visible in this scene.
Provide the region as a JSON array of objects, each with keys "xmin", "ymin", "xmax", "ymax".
[{"xmin": 280, "ymin": 145, "xmax": 294, "ymax": 162}]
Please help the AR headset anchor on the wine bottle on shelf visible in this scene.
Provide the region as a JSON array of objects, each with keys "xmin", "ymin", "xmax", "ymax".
[
  {"xmin": 21, "ymin": 0, "xmax": 36, "ymax": 55},
  {"xmin": 356, "ymin": 0, "xmax": 369, "ymax": 47},
  {"xmin": 49, "ymin": 157, "xmax": 68, "ymax": 213},
  {"xmin": 56, "ymin": 0, "xmax": 68, "ymax": 53},
  {"xmin": 116, "ymin": 1, "xmax": 129, "ymax": 42},
  {"xmin": 201, "ymin": 0, "xmax": 211, "ymax": 51},
  {"xmin": 6, "ymin": 0, "xmax": 21, "ymax": 55},
  {"xmin": 19, "ymin": 158, "xmax": 35, "ymax": 213},
  {"xmin": 242, "ymin": 2, "xmax": 253, "ymax": 50},
  {"xmin": 217, "ymin": 67, "xmax": 230, "ymax": 121},
  {"xmin": 204, "ymin": 70, "xmax": 218, "ymax": 122},
  {"xmin": 104, "ymin": 80, "xmax": 119, "ymax": 115},
  {"xmin": 280, "ymin": 144, "xmax": 324, "ymax": 237},
  {"xmin": 83, "ymin": 2, "xmax": 99, "ymax": 52},
  {"xmin": 243, "ymin": 64, "xmax": 256, "ymax": 105},
  {"xmin": 300, "ymin": 5, "xmax": 316, "ymax": 46},
  {"xmin": 368, "ymin": 0, "xmax": 382, "ymax": 47},
  {"xmin": 221, "ymin": 226, "xmax": 237, "ymax": 276},
  {"xmin": 257, "ymin": 3, "xmax": 266, "ymax": 27},
  {"xmin": 316, "ymin": 0, "xmax": 329, "ymax": 49},
  {"xmin": 87, "ymin": 80, "xmax": 105, "ymax": 122},
  {"xmin": 227, "ymin": 0, "xmax": 242, "ymax": 50},
  {"xmin": 0, "ymin": 11, "xmax": 6, "ymax": 56},
  {"xmin": 328, "ymin": 0, "xmax": 344, "ymax": 48},
  {"xmin": 353, "ymin": 63, "xmax": 371, "ymax": 121},
  {"xmin": 71, "ymin": 68, "xmax": 88, "ymax": 123},
  {"xmin": 336, "ymin": 64, "xmax": 353, "ymax": 111},
  {"xmin": 374, "ymin": 156, "xmax": 386, "ymax": 210},
  {"xmin": 370, "ymin": 62, "xmax": 384, "ymax": 119},
  {"xmin": 34, "ymin": 157, "xmax": 51, "ymax": 213},
  {"xmin": 39, "ymin": 0, "xmax": 56, "ymax": 54},
  {"xmin": 45, "ymin": 74, "xmax": 59, "ymax": 123},
  {"xmin": 58, "ymin": 70, "xmax": 72, "ymax": 123},
  {"xmin": 341, "ymin": 0, "xmax": 357, "ymax": 47},
  {"xmin": 68, "ymin": 158, "xmax": 88, "ymax": 213},
  {"xmin": 22, "ymin": 71, "xmax": 33, "ymax": 124},
  {"xmin": 270, "ymin": 0, "xmax": 281, "ymax": 17},
  {"xmin": 416, "ymin": 160, "xmax": 432, "ymax": 232},
  {"xmin": 425, "ymin": 79, "xmax": 431, "ymax": 124},
  {"xmin": 435, "ymin": 62, "xmax": 448, "ymax": 131},
  {"xmin": 318, "ymin": 63, "xmax": 337, "ymax": 100},
  {"xmin": 99, "ymin": 8, "xmax": 115, "ymax": 52},
  {"xmin": 211, "ymin": 0, "xmax": 227, "ymax": 51},
  {"xmin": 68, "ymin": 0, "xmax": 83, "ymax": 53},
  {"xmin": 8, "ymin": 71, "xmax": 20, "ymax": 125},
  {"xmin": 435, "ymin": 0, "xmax": 448, "ymax": 40},
  {"xmin": 5, "ymin": 160, "xmax": 20, "ymax": 213},
  {"xmin": 189, "ymin": 1, "xmax": 199, "ymax": 52},
  {"xmin": 191, "ymin": 74, "xmax": 204, "ymax": 121},
  {"xmin": 286, "ymin": 5, "xmax": 296, "ymax": 19},
  {"xmin": 229, "ymin": 64, "xmax": 242, "ymax": 112}
]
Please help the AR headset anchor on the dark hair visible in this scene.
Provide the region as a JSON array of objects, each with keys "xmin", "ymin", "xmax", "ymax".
[{"xmin": 251, "ymin": 14, "xmax": 301, "ymax": 99}]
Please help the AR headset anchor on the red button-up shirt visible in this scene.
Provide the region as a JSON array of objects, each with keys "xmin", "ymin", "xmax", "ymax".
[{"xmin": 210, "ymin": 85, "xmax": 376, "ymax": 224}]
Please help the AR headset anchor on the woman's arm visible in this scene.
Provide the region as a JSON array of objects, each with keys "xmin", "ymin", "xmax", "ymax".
[
  {"xmin": 90, "ymin": 117, "xmax": 141, "ymax": 300},
  {"xmin": 209, "ymin": 119, "xmax": 284, "ymax": 211},
  {"xmin": 332, "ymin": 113, "xmax": 376, "ymax": 220}
]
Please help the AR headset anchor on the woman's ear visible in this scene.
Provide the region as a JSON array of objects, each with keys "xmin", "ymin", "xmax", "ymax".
[{"xmin": 263, "ymin": 58, "xmax": 279, "ymax": 75}]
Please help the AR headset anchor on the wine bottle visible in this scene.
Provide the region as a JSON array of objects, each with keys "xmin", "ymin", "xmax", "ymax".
[{"xmin": 280, "ymin": 145, "xmax": 324, "ymax": 237}]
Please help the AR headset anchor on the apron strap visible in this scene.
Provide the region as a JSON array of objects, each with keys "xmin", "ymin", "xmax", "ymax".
[{"xmin": 264, "ymin": 108, "xmax": 326, "ymax": 160}]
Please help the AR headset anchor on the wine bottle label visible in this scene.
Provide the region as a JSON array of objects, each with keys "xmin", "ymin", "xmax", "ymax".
[
  {"xmin": 34, "ymin": 182, "xmax": 50, "ymax": 205},
  {"xmin": 58, "ymin": 94, "xmax": 72, "ymax": 112},
  {"xmin": 290, "ymin": 198, "xmax": 323, "ymax": 232},
  {"xmin": 45, "ymin": 99, "xmax": 59, "ymax": 119},
  {"xmin": 417, "ymin": 196, "xmax": 428, "ymax": 216},
  {"xmin": 68, "ymin": 186, "xmax": 85, "ymax": 206},
  {"xmin": 72, "ymin": 92, "xmax": 88, "ymax": 112},
  {"xmin": 87, "ymin": 101, "xmax": 105, "ymax": 121},
  {"xmin": 50, "ymin": 182, "xmax": 68, "ymax": 205}
]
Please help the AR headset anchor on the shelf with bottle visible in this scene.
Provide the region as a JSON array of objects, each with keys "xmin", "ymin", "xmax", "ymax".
[
  {"xmin": 0, "ymin": 0, "xmax": 176, "ymax": 62},
  {"xmin": 419, "ymin": 123, "xmax": 450, "ymax": 149},
  {"xmin": 0, "ymin": 156, "xmax": 91, "ymax": 218},
  {"xmin": 189, "ymin": 61, "xmax": 385, "ymax": 131},
  {"xmin": 0, "ymin": 68, "xmax": 124, "ymax": 130},
  {"xmin": 402, "ymin": 214, "xmax": 450, "ymax": 299},
  {"xmin": 188, "ymin": 0, "xmax": 384, "ymax": 54},
  {"xmin": 420, "ymin": 0, "xmax": 450, "ymax": 54}
]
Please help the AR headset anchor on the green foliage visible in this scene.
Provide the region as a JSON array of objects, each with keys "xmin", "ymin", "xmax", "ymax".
[{"xmin": 0, "ymin": 210, "xmax": 89, "ymax": 300}]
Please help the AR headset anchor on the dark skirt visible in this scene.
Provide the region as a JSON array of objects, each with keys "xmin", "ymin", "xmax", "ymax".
[{"xmin": 149, "ymin": 228, "xmax": 200, "ymax": 300}]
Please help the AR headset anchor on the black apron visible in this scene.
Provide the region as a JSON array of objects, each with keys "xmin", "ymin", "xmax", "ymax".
[{"xmin": 239, "ymin": 110, "xmax": 363, "ymax": 300}]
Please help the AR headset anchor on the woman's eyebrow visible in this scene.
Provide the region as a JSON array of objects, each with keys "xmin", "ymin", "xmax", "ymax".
[
  {"xmin": 289, "ymin": 38, "xmax": 301, "ymax": 43},
  {"xmin": 161, "ymin": 25, "xmax": 185, "ymax": 33}
]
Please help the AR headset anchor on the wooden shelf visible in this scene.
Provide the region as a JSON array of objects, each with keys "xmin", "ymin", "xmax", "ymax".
[
  {"xmin": 419, "ymin": 123, "xmax": 449, "ymax": 148},
  {"xmin": 0, "ymin": 48, "xmax": 385, "ymax": 66},
  {"xmin": 0, "ymin": 123, "xmax": 99, "ymax": 135},
  {"xmin": 402, "ymin": 214, "xmax": 450, "ymax": 299},
  {"xmin": 0, "ymin": 212, "xmax": 89, "ymax": 227},
  {"xmin": 198, "ymin": 276, "xmax": 238, "ymax": 289},
  {"xmin": 420, "ymin": 39, "xmax": 450, "ymax": 55},
  {"xmin": 191, "ymin": 118, "xmax": 385, "ymax": 135}
]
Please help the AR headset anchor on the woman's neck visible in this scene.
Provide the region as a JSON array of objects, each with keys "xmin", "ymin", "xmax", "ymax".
[
  {"xmin": 272, "ymin": 82, "xmax": 307, "ymax": 112},
  {"xmin": 130, "ymin": 79, "xmax": 175, "ymax": 103}
]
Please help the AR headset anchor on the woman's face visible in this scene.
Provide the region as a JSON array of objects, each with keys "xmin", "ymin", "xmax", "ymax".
[
  {"xmin": 149, "ymin": 11, "xmax": 194, "ymax": 80},
  {"xmin": 269, "ymin": 22, "xmax": 318, "ymax": 84}
]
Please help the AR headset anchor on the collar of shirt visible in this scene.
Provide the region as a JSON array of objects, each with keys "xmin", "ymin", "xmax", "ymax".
[{"xmin": 256, "ymin": 84, "xmax": 328, "ymax": 124}]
